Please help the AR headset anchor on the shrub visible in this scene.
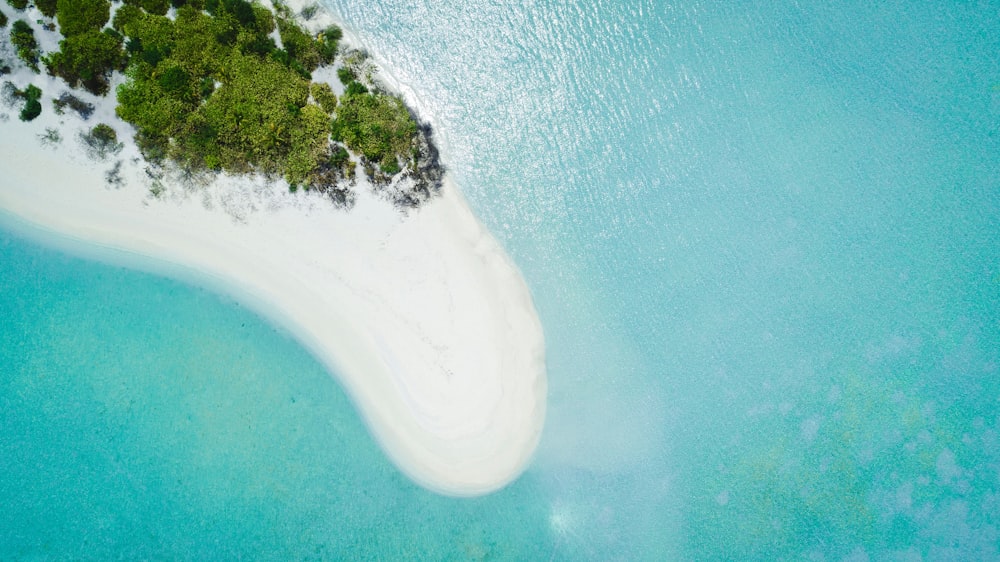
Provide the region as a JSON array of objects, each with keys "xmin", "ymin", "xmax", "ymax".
[
  {"xmin": 10, "ymin": 20, "xmax": 40, "ymax": 71},
  {"xmin": 157, "ymin": 65, "xmax": 191, "ymax": 100},
  {"xmin": 344, "ymin": 80, "xmax": 367, "ymax": 96},
  {"xmin": 111, "ymin": 4, "xmax": 141, "ymax": 31},
  {"xmin": 80, "ymin": 122, "xmax": 124, "ymax": 159},
  {"xmin": 317, "ymin": 25, "xmax": 340, "ymax": 64},
  {"xmin": 20, "ymin": 97, "xmax": 41, "ymax": 120},
  {"xmin": 336, "ymin": 66, "xmax": 355, "ymax": 85},
  {"xmin": 140, "ymin": 0, "xmax": 169, "ymax": 15},
  {"xmin": 5, "ymin": 0, "xmax": 27, "ymax": 11},
  {"xmin": 56, "ymin": 0, "xmax": 110, "ymax": 36},
  {"xmin": 17, "ymin": 83, "xmax": 42, "ymax": 121},
  {"xmin": 333, "ymin": 90, "xmax": 417, "ymax": 167},
  {"xmin": 310, "ymin": 81, "xmax": 336, "ymax": 113},
  {"xmin": 44, "ymin": 28, "xmax": 124, "ymax": 95},
  {"xmin": 276, "ymin": 17, "xmax": 318, "ymax": 71},
  {"xmin": 250, "ymin": 3, "xmax": 272, "ymax": 34},
  {"xmin": 0, "ymin": 10, "xmax": 8, "ymax": 27},
  {"xmin": 36, "ymin": 0, "xmax": 57, "ymax": 18}
]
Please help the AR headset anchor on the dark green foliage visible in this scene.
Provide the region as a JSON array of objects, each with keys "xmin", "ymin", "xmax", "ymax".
[
  {"xmin": 276, "ymin": 17, "xmax": 318, "ymax": 71},
  {"xmin": 336, "ymin": 66, "xmax": 355, "ymax": 85},
  {"xmin": 16, "ymin": 83, "xmax": 42, "ymax": 120},
  {"xmin": 249, "ymin": 3, "xmax": 271, "ymax": 34},
  {"xmin": 333, "ymin": 88, "xmax": 417, "ymax": 175},
  {"xmin": 156, "ymin": 64, "xmax": 189, "ymax": 98},
  {"xmin": 10, "ymin": 19, "xmax": 39, "ymax": 71},
  {"xmin": 111, "ymin": 4, "xmax": 141, "ymax": 31},
  {"xmin": 139, "ymin": 0, "xmax": 169, "ymax": 16},
  {"xmin": 43, "ymin": 28, "xmax": 124, "ymax": 95},
  {"xmin": 107, "ymin": 0, "xmax": 418, "ymax": 191},
  {"xmin": 0, "ymin": 9, "xmax": 8, "ymax": 27},
  {"xmin": 317, "ymin": 25, "xmax": 340, "ymax": 64},
  {"xmin": 20, "ymin": 97, "xmax": 41, "ymax": 119},
  {"xmin": 344, "ymin": 80, "xmax": 367, "ymax": 96},
  {"xmin": 223, "ymin": 0, "xmax": 253, "ymax": 26},
  {"xmin": 310, "ymin": 81, "xmax": 335, "ymax": 113},
  {"xmin": 36, "ymin": 0, "xmax": 57, "ymax": 18},
  {"xmin": 6, "ymin": 0, "xmax": 27, "ymax": 11},
  {"xmin": 329, "ymin": 144, "xmax": 348, "ymax": 167},
  {"xmin": 56, "ymin": 0, "xmax": 109, "ymax": 36},
  {"xmin": 52, "ymin": 91, "xmax": 94, "ymax": 118}
]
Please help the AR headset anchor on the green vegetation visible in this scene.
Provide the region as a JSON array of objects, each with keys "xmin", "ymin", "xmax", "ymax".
[
  {"xmin": 44, "ymin": 28, "xmax": 124, "ymax": 94},
  {"xmin": 276, "ymin": 16, "xmax": 318, "ymax": 72},
  {"xmin": 5, "ymin": 0, "xmax": 27, "ymax": 11},
  {"xmin": 15, "ymin": 82, "xmax": 42, "ymax": 120},
  {"xmin": 309, "ymin": 81, "xmax": 336, "ymax": 113},
  {"xmin": 112, "ymin": 0, "xmax": 407, "ymax": 191},
  {"xmin": 36, "ymin": 0, "xmax": 58, "ymax": 18},
  {"xmin": 4, "ymin": 0, "xmax": 435, "ymax": 204},
  {"xmin": 332, "ymin": 78, "xmax": 416, "ymax": 176},
  {"xmin": 0, "ymin": 9, "xmax": 8, "ymax": 27},
  {"xmin": 124, "ymin": 0, "xmax": 170, "ymax": 17},
  {"xmin": 80, "ymin": 122, "xmax": 123, "ymax": 159},
  {"xmin": 56, "ymin": 0, "xmax": 110, "ymax": 37},
  {"xmin": 10, "ymin": 19, "xmax": 39, "ymax": 70}
]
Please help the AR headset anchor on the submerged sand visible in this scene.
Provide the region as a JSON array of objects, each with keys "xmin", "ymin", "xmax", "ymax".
[{"xmin": 0, "ymin": 83, "xmax": 546, "ymax": 495}]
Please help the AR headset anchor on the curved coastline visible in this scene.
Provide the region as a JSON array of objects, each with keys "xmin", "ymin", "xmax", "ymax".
[{"xmin": 0, "ymin": 10, "xmax": 546, "ymax": 495}]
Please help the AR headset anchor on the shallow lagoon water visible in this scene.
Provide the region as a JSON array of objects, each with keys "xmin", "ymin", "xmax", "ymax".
[{"xmin": 2, "ymin": 0, "xmax": 999, "ymax": 559}]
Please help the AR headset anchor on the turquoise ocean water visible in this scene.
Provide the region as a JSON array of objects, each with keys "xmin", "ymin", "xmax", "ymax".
[{"xmin": 2, "ymin": 0, "xmax": 999, "ymax": 559}]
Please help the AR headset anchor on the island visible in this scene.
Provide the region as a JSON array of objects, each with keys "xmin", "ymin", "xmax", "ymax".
[{"xmin": 0, "ymin": 0, "xmax": 546, "ymax": 496}]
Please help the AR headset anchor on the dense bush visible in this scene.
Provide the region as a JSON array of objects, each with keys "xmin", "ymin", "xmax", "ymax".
[
  {"xmin": 44, "ymin": 28, "xmax": 124, "ymax": 94},
  {"xmin": 5, "ymin": 0, "xmax": 27, "ymax": 11},
  {"xmin": 276, "ymin": 16, "xmax": 318, "ymax": 71},
  {"xmin": 140, "ymin": 0, "xmax": 169, "ymax": 15},
  {"xmin": 116, "ymin": 15, "xmax": 330, "ymax": 185},
  {"xmin": 310, "ymin": 81, "xmax": 336, "ymax": 113},
  {"xmin": 332, "ymin": 88, "xmax": 416, "ymax": 175},
  {"xmin": 107, "ymin": 1, "xmax": 411, "ymax": 188},
  {"xmin": 317, "ymin": 25, "xmax": 340, "ymax": 64},
  {"xmin": 17, "ymin": 83, "xmax": 42, "ymax": 120},
  {"xmin": 10, "ymin": 19, "xmax": 40, "ymax": 70},
  {"xmin": 336, "ymin": 66, "xmax": 354, "ymax": 85},
  {"xmin": 0, "ymin": 10, "xmax": 8, "ymax": 27},
  {"xmin": 36, "ymin": 0, "xmax": 57, "ymax": 18},
  {"xmin": 118, "ymin": 0, "xmax": 168, "ymax": 15},
  {"xmin": 56, "ymin": 0, "xmax": 110, "ymax": 36}
]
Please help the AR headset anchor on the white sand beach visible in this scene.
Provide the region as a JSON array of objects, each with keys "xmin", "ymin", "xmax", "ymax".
[{"xmin": 0, "ymin": 58, "xmax": 546, "ymax": 495}]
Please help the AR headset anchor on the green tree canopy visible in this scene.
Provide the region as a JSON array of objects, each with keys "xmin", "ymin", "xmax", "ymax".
[
  {"xmin": 36, "ymin": 0, "xmax": 58, "ymax": 18},
  {"xmin": 10, "ymin": 19, "xmax": 40, "ymax": 70},
  {"xmin": 44, "ymin": 28, "xmax": 124, "ymax": 94},
  {"xmin": 56, "ymin": 0, "xmax": 110, "ymax": 36}
]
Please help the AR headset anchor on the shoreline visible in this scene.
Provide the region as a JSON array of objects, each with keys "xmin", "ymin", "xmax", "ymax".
[{"xmin": 0, "ymin": 4, "xmax": 546, "ymax": 496}]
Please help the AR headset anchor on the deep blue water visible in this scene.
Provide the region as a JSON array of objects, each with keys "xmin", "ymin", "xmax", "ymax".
[{"xmin": 2, "ymin": 0, "xmax": 999, "ymax": 559}]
